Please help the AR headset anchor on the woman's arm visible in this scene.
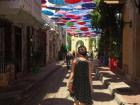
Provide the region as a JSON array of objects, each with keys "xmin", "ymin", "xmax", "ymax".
[
  {"xmin": 66, "ymin": 60, "xmax": 76, "ymax": 87},
  {"xmin": 88, "ymin": 61, "xmax": 93, "ymax": 90}
]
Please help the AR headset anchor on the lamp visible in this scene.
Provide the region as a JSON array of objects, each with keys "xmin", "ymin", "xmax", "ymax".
[
  {"xmin": 134, "ymin": 0, "xmax": 140, "ymax": 13},
  {"xmin": 115, "ymin": 12, "xmax": 132, "ymax": 27}
]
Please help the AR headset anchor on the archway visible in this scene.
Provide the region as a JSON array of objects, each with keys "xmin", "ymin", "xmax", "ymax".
[{"xmin": 76, "ymin": 40, "xmax": 84, "ymax": 51}]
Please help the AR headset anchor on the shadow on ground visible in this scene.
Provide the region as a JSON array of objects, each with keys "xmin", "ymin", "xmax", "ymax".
[
  {"xmin": 92, "ymin": 85, "xmax": 108, "ymax": 89},
  {"xmin": 100, "ymin": 72, "xmax": 140, "ymax": 95},
  {"xmin": 40, "ymin": 98, "xmax": 73, "ymax": 105},
  {"xmin": 18, "ymin": 65, "xmax": 69, "ymax": 105},
  {"xmin": 92, "ymin": 92, "xmax": 114, "ymax": 101}
]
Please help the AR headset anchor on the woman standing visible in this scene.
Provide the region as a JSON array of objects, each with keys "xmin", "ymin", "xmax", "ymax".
[{"xmin": 67, "ymin": 45, "xmax": 93, "ymax": 105}]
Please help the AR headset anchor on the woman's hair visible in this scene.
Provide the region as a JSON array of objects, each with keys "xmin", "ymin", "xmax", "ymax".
[{"xmin": 78, "ymin": 45, "xmax": 87, "ymax": 56}]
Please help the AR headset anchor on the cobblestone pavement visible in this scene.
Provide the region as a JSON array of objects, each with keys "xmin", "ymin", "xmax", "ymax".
[{"xmin": 18, "ymin": 63, "xmax": 118, "ymax": 105}]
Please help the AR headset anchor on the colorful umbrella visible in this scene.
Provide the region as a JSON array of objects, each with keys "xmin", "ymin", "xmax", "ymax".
[
  {"xmin": 70, "ymin": 19, "xmax": 77, "ymax": 22},
  {"xmin": 74, "ymin": 5, "xmax": 82, "ymax": 10},
  {"xmin": 41, "ymin": 0, "xmax": 46, "ymax": 4},
  {"xmin": 65, "ymin": 14, "xmax": 75, "ymax": 18},
  {"xmin": 77, "ymin": 21, "xmax": 86, "ymax": 25},
  {"xmin": 42, "ymin": 4, "xmax": 47, "ymax": 8},
  {"xmin": 54, "ymin": 13, "xmax": 64, "ymax": 17},
  {"xmin": 64, "ymin": 0, "xmax": 81, "ymax": 4},
  {"xmin": 62, "ymin": 17, "xmax": 71, "ymax": 20},
  {"xmin": 48, "ymin": 0, "xmax": 64, "ymax": 5},
  {"xmin": 82, "ymin": 16, "xmax": 90, "ymax": 20},
  {"xmin": 81, "ymin": 0, "xmax": 92, "ymax": 2},
  {"xmin": 47, "ymin": 6, "xmax": 60, "ymax": 10},
  {"xmin": 82, "ymin": 3, "xmax": 96, "ymax": 9},
  {"xmin": 56, "ymin": 10, "xmax": 66, "ymax": 15},
  {"xmin": 60, "ymin": 6, "xmax": 72, "ymax": 11},
  {"xmin": 56, "ymin": 22, "xmax": 65, "ymax": 25},
  {"xmin": 42, "ymin": 10, "xmax": 54, "ymax": 16},
  {"xmin": 72, "ymin": 15, "xmax": 81, "ymax": 19},
  {"xmin": 59, "ymin": 19, "xmax": 68, "ymax": 23},
  {"xmin": 66, "ymin": 22, "xmax": 74, "ymax": 26},
  {"xmin": 69, "ymin": 26, "xmax": 77, "ymax": 29},
  {"xmin": 80, "ymin": 26, "xmax": 89, "ymax": 31}
]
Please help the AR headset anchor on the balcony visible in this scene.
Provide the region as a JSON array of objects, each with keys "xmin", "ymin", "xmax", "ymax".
[
  {"xmin": 0, "ymin": 0, "xmax": 42, "ymax": 26},
  {"xmin": 42, "ymin": 14, "xmax": 60, "ymax": 32}
]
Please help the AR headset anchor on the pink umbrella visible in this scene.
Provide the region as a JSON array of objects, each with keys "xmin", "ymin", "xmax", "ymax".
[
  {"xmin": 41, "ymin": 0, "xmax": 46, "ymax": 4},
  {"xmin": 59, "ymin": 19, "xmax": 68, "ymax": 23},
  {"xmin": 72, "ymin": 15, "xmax": 81, "ymax": 19},
  {"xmin": 56, "ymin": 10, "xmax": 66, "ymax": 15},
  {"xmin": 56, "ymin": 22, "xmax": 65, "ymax": 25},
  {"xmin": 81, "ymin": 0, "xmax": 92, "ymax": 2},
  {"xmin": 69, "ymin": 26, "xmax": 77, "ymax": 29},
  {"xmin": 74, "ymin": 5, "xmax": 82, "ymax": 9},
  {"xmin": 42, "ymin": 4, "xmax": 47, "ymax": 8},
  {"xmin": 66, "ymin": 29, "xmax": 72, "ymax": 32},
  {"xmin": 70, "ymin": 19, "xmax": 77, "ymax": 22},
  {"xmin": 65, "ymin": 14, "xmax": 75, "ymax": 18}
]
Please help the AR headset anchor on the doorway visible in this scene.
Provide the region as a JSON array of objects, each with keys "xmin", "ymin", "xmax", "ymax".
[{"xmin": 14, "ymin": 26, "xmax": 22, "ymax": 79}]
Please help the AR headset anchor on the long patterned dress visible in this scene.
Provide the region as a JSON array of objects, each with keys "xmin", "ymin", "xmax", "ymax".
[{"xmin": 72, "ymin": 60, "xmax": 93, "ymax": 105}]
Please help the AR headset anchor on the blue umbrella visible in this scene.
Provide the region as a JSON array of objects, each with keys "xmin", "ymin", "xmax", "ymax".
[
  {"xmin": 42, "ymin": 10, "xmax": 54, "ymax": 16},
  {"xmin": 82, "ymin": 16, "xmax": 90, "ymax": 20},
  {"xmin": 54, "ymin": 13, "xmax": 64, "ymax": 17},
  {"xmin": 82, "ymin": 3, "xmax": 96, "ymax": 9},
  {"xmin": 48, "ymin": 0, "xmax": 65, "ymax": 5},
  {"xmin": 60, "ymin": 6, "xmax": 72, "ymax": 11},
  {"xmin": 83, "ymin": 20, "xmax": 91, "ymax": 22},
  {"xmin": 83, "ymin": 14, "xmax": 91, "ymax": 18},
  {"xmin": 62, "ymin": 17, "xmax": 71, "ymax": 20},
  {"xmin": 47, "ymin": 6, "xmax": 60, "ymax": 10}
]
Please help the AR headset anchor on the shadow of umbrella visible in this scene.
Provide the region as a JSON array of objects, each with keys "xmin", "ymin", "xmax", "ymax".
[
  {"xmin": 92, "ymin": 92, "xmax": 114, "ymax": 101},
  {"xmin": 40, "ymin": 98, "xmax": 73, "ymax": 105},
  {"xmin": 92, "ymin": 84, "xmax": 108, "ymax": 90}
]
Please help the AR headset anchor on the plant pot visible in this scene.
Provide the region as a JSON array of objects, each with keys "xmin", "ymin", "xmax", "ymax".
[
  {"xmin": 0, "ymin": 72, "xmax": 10, "ymax": 87},
  {"xmin": 109, "ymin": 57, "xmax": 118, "ymax": 71}
]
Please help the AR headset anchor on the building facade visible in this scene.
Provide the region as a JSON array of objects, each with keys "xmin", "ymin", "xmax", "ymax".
[
  {"xmin": 103, "ymin": 0, "xmax": 140, "ymax": 82},
  {"xmin": 122, "ymin": 0, "xmax": 140, "ymax": 82},
  {"xmin": 0, "ymin": 0, "xmax": 42, "ymax": 86}
]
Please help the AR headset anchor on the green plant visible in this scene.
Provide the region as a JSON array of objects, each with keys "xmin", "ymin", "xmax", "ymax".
[
  {"xmin": 31, "ymin": 50, "xmax": 42, "ymax": 74},
  {"xmin": 67, "ymin": 35, "xmax": 71, "ymax": 51},
  {"xmin": 89, "ymin": 38, "xmax": 94, "ymax": 50}
]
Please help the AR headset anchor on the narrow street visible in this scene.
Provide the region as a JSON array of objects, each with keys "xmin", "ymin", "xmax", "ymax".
[
  {"xmin": 18, "ymin": 63, "xmax": 118, "ymax": 105},
  {"xmin": 0, "ymin": 0, "xmax": 140, "ymax": 105}
]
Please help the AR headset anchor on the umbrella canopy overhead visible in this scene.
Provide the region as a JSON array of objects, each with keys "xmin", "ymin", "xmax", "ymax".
[
  {"xmin": 56, "ymin": 10, "xmax": 66, "ymax": 15},
  {"xmin": 80, "ymin": 26, "xmax": 89, "ymax": 31},
  {"xmin": 77, "ymin": 21, "xmax": 86, "ymax": 25},
  {"xmin": 64, "ymin": 0, "xmax": 81, "ymax": 4},
  {"xmin": 82, "ymin": 3, "xmax": 96, "ymax": 9},
  {"xmin": 60, "ymin": 6, "xmax": 72, "ymax": 11},
  {"xmin": 66, "ymin": 21, "xmax": 74, "ymax": 26},
  {"xmin": 41, "ymin": 0, "xmax": 46, "ymax": 4},
  {"xmin": 48, "ymin": 0, "xmax": 65, "ymax": 5},
  {"xmin": 42, "ymin": 10, "xmax": 54, "ymax": 16},
  {"xmin": 47, "ymin": 6, "xmax": 60, "ymax": 10},
  {"xmin": 81, "ymin": 0, "xmax": 92, "ymax": 2},
  {"xmin": 41, "ymin": 0, "xmax": 100, "ymax": 37}
]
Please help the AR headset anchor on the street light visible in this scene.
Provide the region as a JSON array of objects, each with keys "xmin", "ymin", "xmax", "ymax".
[
  {"xmin": 115, "ymin": 12, "xmax": 132, "ymax": 28},
  {"xmin": 134, "ymin": 0, "xmax": 140, "ymax": 13}
]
